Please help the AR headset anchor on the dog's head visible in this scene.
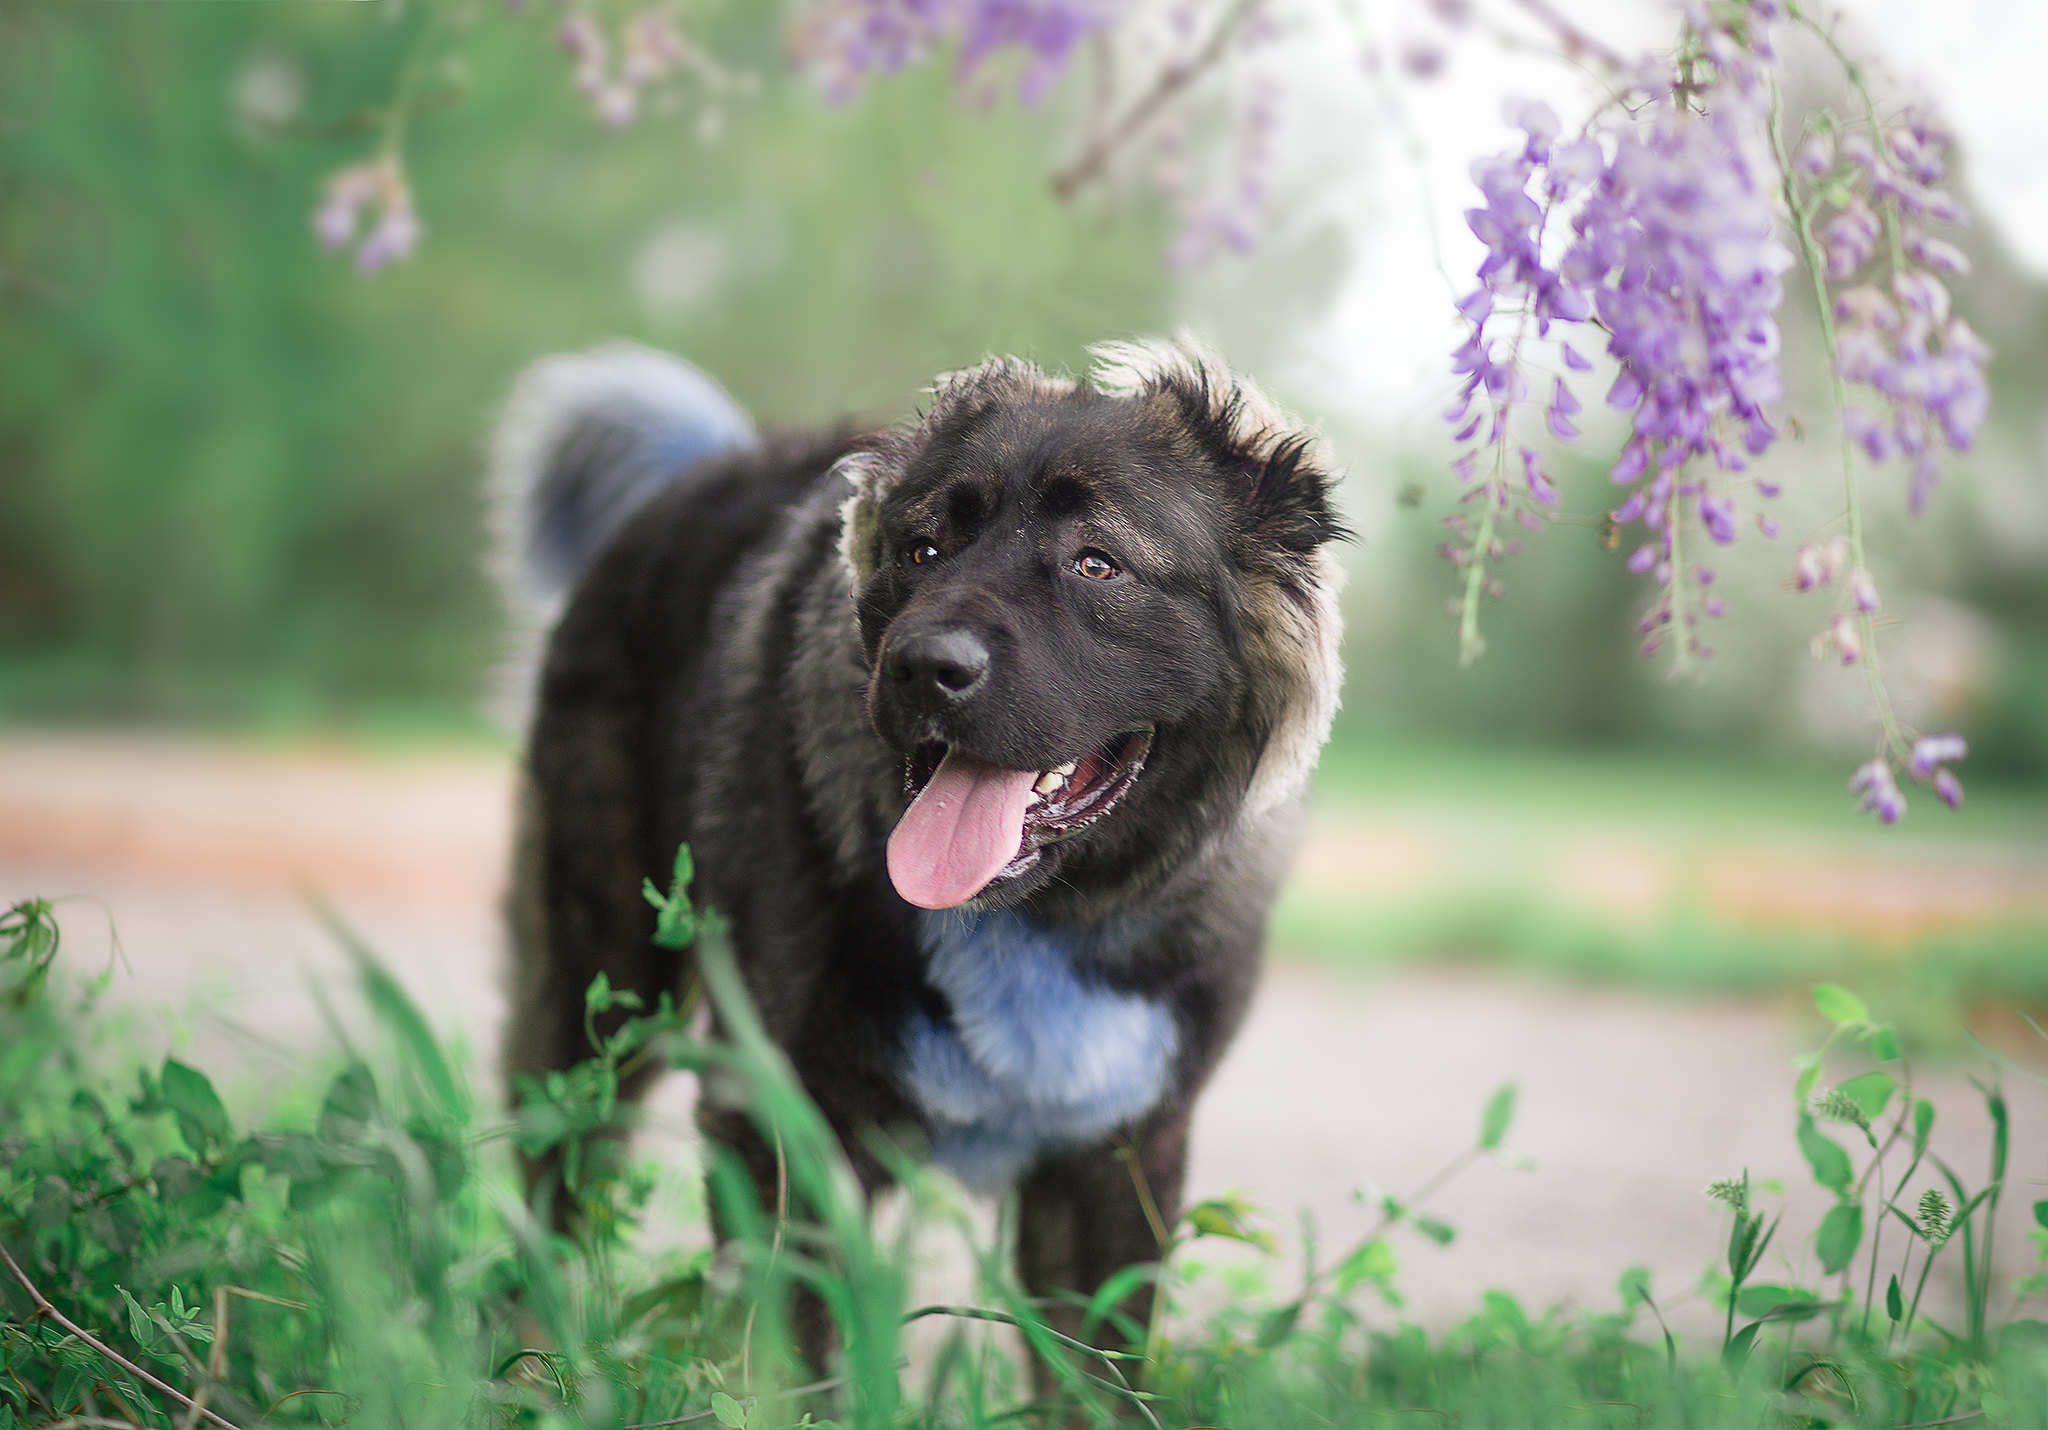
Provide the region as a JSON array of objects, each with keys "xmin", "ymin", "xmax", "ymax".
[{"xmin": 839, "ymin": 337, "xmax": 1346, "ymax": 912}]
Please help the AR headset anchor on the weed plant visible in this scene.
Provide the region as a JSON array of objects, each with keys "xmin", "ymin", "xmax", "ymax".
[{"xmin": 6, "ymin": 873, "xmax": 2048, "ymax": 1429}]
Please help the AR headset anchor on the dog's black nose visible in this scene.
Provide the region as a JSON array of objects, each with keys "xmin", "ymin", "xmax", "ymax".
[{"xmin": 886, "ymin": 629, "xmax": 990, "ymax": 707}]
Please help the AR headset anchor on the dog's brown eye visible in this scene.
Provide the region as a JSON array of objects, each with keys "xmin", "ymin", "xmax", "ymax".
[
  {"xmin": 1073, "ymin": 551, "xmax": 1120, "ymax": 581},
  {"xmin": 909, "ymin": 544, "xmax": 940, "ymax": 566}
]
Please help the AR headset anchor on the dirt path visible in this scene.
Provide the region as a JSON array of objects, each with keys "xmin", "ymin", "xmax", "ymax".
[{"xmin": 5, "ymin": 733, "xmax": 2046, "ymax": 1339}]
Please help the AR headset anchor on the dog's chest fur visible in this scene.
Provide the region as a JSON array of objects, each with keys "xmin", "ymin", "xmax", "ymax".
[{"xmin": 899, "ymin": 909, "xmax": 1178, "ymax": 1192}]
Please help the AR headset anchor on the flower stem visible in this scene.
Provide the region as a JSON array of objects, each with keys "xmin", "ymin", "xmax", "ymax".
[
  {"xmin": 1768, "ymin": 75, "xmax": 1906, "ymax": 758},
  {"xmin": 1665, "ymin": 480, "xmax": 1694, "ymax": 679}
]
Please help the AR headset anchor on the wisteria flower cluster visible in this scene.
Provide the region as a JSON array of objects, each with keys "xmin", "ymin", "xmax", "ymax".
[
  {"xmin": 789, "ymin": 0, "xmax": 1125, "ymax": 106},
  {"xmin": 1445, "ymin": 11, "xmax": 1791, "ymax": 668},
  {"xmin": 556, "ymin": 8, "xmax": 698, "ymax": 131},
  {"xmin": 1797, "ymin": 110, "xmax": 1989, "ymax": 512},
  {"xmin": 1441, "ymin": 0, "xmax": 1981, "ymax": 824},
  {"xmin": 312, "ymin": 155, "xmax": 423, "ymax": 275}
]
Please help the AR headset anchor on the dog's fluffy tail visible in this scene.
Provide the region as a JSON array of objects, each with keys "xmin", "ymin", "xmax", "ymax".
[{"xmin": 489, "ymin": 343, "xmax": 757, "ymax": 611}]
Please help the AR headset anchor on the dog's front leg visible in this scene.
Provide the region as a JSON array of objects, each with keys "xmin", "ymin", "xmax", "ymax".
[{"xmin": 1015, "ymin": 1107, "xmax": 1190, "ymax": 1393}]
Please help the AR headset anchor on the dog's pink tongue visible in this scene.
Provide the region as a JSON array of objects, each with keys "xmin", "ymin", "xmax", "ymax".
[{"xmin": 887, "ymin": 750, "xmax": 1038, "ymax": 909}]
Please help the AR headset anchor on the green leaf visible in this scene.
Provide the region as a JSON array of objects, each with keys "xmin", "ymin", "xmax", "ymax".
[
  {"xmin": 2033, "ymin": 1200, "xmax": 2048, "ymax": 1231},
  {"xmin": 1887, "ymin": 1273, "xmax": 1904, "ymax": 1322},
  {"xmin": 1181, "ymin": 1195, "xmax": 1277, "ymax": 1251},
  {"xmin": 1479, "ymin": 1083, "xmax": 1517, "ymax": 1150},
  {"xmin": 644, "ymin": 843, "xmax": 701, "ymax": 951},
  {"xmin": 1835, "ymin": 1071, "xmax": 1896, "ymax": 1122},
  {"xmin": 1255, "ymin": 1300, "xmax": 1303, "ymax": 1348},
  {"xmin": 1411, "ymin": 1215, "xmax": 1456, "ymax": 1247},
  {"xmin": 1729, "ymin": 1211, "xmax": 1759, "ymax": 1280},
  {"xmin": 321, "ymin": 903, "xmax": 465, "ymax": 1119},
  {"xmin": 318, "ymin": 1062, "xmax": 380, "ymax": 1143},
  {"xmin": 584, "ymin": 971, "xmax": 613, "ymax": 1010},
  {"xmin": 1482, "ymin": 1290, "xmax": 1530, "ymax": 1333},
  {"xmin": 1792, "ymin": 1053, "xmax": 1824, "ymax": 1104},
  {"xmin": 1722, "ymin": 1320, "xmax": 1763, "ymax": 1372},
  {"xmin": 160, "ymin": 1059, "xmax": 230, "ymax": 1154},
  {"xmin": 1866, "ymin": 1023, "xmax": 1902, "ymax": 1062},
  {"xmin": 711, "ymin": 1392, "xmax": 747, "ymax": 1429},
  {"xmin": 1797, "ymin": 1114, "xmax": 1853, "ymax": 1193},
  {"xmin": 1735, "ymin": 1284, "xmax": 1826, "ymax": 1323},
  {"xmin": 1914, "ymin": 1099, "xmax": 1936, "ymax": 1159},
  {"xmin": 1812, "ymin": 984, "xmax": 1869, "ymax": 1027},
  {"xmin": 1330, "ymin": 1237, "xmax": 1396, "ymax": 1296},
  {"xmin": 119, "ymin": 1287, "xmax": 152, "ymax": 1345},
  {"xmin": 1080, "ymin": 1263, "xmax": 1159, "ymax": 1342},
  {"xmin": 1734, "ymin": 1283, "xmax": 1801, "ymax": 1317},
  {"xmin": 1988, "ymin": 1083, "xmax": 2009, "ymax": 1182},
  {"xmin": 1815, "ymin": 1202, "xmax": 1863, "ymax": 1275},
  {"xmin": 1618, "ymin": 1266, "xmax": 1652, "ymax": 1309}
]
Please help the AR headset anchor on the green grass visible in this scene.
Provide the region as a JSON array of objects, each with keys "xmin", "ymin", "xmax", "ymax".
[
  {"xmin": 11, "ymin": 879, "xmax": 2048, "ymax": 1429},
  {"xmin": 1274, "ymin": 735, "xmax": 2048, "ymax": 1019}
]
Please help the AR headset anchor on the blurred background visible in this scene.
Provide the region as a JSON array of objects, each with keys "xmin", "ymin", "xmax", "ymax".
[{"xmin": 2, "ymin": 0, "xmax": 2045, "ymax": 1329}]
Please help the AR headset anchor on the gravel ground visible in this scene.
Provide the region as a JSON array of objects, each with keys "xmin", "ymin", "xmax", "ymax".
[{"xmin": 5, "ymin": 733, "xmax": 2046, "ymax": 1341}]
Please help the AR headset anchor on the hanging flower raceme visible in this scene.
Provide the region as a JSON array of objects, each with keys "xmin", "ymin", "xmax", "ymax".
[
  {"xmin": 313, "ymin": 156, "xmax": 422, "ymax": 275},
  {"xmin": 1565, "ymin": 24, "xmax": 1791, "ymax": 662},
  {"xmin": 1438, "ymin": 98, "xmax": 1597, "ymax": 661},
  {"xmin": 556, "ymin": 8, "xmax": 708, "ymax": 130},
  {"xmin": 1442, "ymin": 12, "xmax": 1790, "ymax": 665},
  {"xmin": 1804, "ymin": 109, "xmax": 1989, "ymax": 513},
  {"xmin": 790, "ymin": 0, "xmax": 1124, "ymax": 105},
  {"xmin": 1441, "ymin": 2, "xmax": 1987, "ymax": 827}
]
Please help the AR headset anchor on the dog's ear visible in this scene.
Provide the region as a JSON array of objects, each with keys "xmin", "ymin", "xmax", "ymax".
[
  {"xmin": 835, "ymin": 450, "xmax": 890, "ymax": 592},
  {"xmin": 1093, "ymin": 336, "xmax": 1348, "ymax": 821},
  {"xmin": 1089, "ymin": 336, "xmax": 1346, "ymax": 571},
  {"xmin": 837, "ymin": 356, "xmax": 1082, "ymax": 594}
]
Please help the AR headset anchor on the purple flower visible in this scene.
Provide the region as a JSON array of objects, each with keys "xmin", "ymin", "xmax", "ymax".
[
  {"xmin": 793, "ymin": 0, "xmax": 1122, "ymax": 104},
  {"xmin": 312, "ymin": 157, "xmax": 422, "ymax": 275},
  {"xmin": 1841, "ymin": 407, "xmax": 1890, "ymax": 461},
  {"xmin": 1822, "ymin": 202, "xmax": 1880, "ymax": 279},
  {"xmin": 1907, "ymin": 733, "xmax": 1967, "ymax": 780},
  {"xmin": 1827, "ymin": 613, "xmax": 1862, "ymax": 665},
  {"xmin": 1811, "ymin": 108, "xmax": 1990, "ymax": 516},
  {"xmin": 313, "ymin": 163, "xmax": 381, "ymax": 252},
  {"xmin": 1699, "ymin": 495, "xmax": 1738, "ymax": 545},
  {"xmin": 1933, "ymin": 768, "xmax": 1964, "ymax": 809},
  {"xmin": 354, "ymin": 199, "xmax": 422, "ymax": 274},
  {"xmin": 1795, "ymin": 131, "xmax": 1834, "ymax": 177},
  {"xmin": 1850, "ymin": 757, "xmax": 1906, "ymax": 823}
]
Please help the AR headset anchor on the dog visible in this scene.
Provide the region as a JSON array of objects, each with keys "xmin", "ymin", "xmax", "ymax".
[{"xmin": 494, "ymin": 337, "xmax": 1344, "ymax": 1358}]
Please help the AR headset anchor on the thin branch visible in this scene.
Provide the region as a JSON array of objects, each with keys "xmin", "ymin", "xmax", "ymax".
[
  {"xmin": 0, "ymin": 1243, "xmax": 242, "ymax": 1430},
  {"xmin": 1050, "ymin": 0, "xmax": 1265, "ymax": 201},
  {"xmin": 1505, "ymin": 0, "xmax": 1630, "ymax": 71}
]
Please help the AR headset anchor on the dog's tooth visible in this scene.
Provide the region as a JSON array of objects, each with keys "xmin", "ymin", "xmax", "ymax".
[
  {"xmin": 1034, "ymin": 771, "xmax": 1064, "ymax": 796},
  {"xmin": 1054, "ymin": 760, "xmax": 1078, "ymax": 779}
]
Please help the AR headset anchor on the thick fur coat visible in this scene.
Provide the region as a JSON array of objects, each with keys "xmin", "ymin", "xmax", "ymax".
[{"xmin": 497, "ymin": 337, "xmax": 1344, "ymax": 1359}]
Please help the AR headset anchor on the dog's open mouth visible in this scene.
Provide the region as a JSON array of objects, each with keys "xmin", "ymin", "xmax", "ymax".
[{"xmin": 886, "ymin": 728, "xmax": 1152, "ymax": 910}]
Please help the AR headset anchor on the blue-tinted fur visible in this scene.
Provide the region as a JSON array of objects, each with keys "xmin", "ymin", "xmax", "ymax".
[
  {"xmin": 532, "ymin": 360, "xmax": 757, "ymax": 593},
  {"xmin": 901, "ymin": 908, "xmax": 1179, "ymax": 1191}
]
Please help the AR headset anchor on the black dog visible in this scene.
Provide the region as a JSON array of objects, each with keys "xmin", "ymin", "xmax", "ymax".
[{"xmin": 494, "ymin": 338, "xmax": 1344, "ymax": 1355}]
